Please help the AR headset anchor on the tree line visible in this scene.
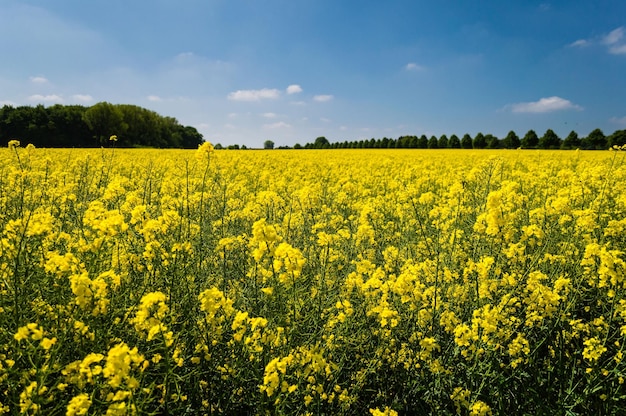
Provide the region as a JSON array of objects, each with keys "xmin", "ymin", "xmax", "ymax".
[
  {"xmin": 294, "ymin": 129, "xmax": 626, "ymax": 150},
  {"xmin": 0, "ymin": 103, "xmax": 203, "ymax": 148},
  {"xmin": 245, "ymin": 129, "xmax": 625, "ymax": 150}
]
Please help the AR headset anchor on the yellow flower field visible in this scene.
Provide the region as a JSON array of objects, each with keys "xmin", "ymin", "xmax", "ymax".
[{"xmin": 1, "ymin": 144, "xmax": 626, "ymax": 414}]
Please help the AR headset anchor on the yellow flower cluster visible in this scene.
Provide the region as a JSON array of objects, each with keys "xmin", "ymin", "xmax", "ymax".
[{"xmin": 1, "ymin": 146, "xmax": 626, "ymax": 414}]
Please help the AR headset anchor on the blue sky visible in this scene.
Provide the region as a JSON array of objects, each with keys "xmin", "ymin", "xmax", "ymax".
[{"xmin": 1, "ymin": 0, "xmax": 625, "ymax": 147}]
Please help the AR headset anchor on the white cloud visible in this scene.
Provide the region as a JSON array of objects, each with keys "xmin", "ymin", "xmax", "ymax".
[
  {"xmin": 28, "ymin": 94, "xmax": 63, "ymax": 103},
  {"xmin": 313, "ymin": 94, "xmax": 333, "ymax": 102},
  {"xmin": 263, "ymin": 121, "xmax": 291, "ymax": 129},
  {"xmin": 571, "ymin": 27, "xmax": 626, "ymax": 55},
  {"xmin": 508, "ymin": 96, "xmax": 582, "ymax": 113},
  {"xmin": 227, "ymin": 88, "xmax": 281, "ymax": 101},
  {"xmin": 609, "ymin": 44, "xmax": 626, "ymax": 55},
  {"xmin": 405, "ymin": 62, "xmax": 424, "ymax": 71},
  {"xmin": 72, "ymin": 94, "xmax": 93, "ymax": 102},
  {"xmin": 262, "ymin": 112, "xmax": 277, "ymax": 118},
  {"xmin": 569, "ymin": 39, "xmax": 590, "ymax": 48},
  {"xmin": 320, "ymin": 117, "xmax": 331, "ymax": 123},
  {"xmin": 147, "ymin": 95, "xmax": 162, "ymax": 102},
  {"xmin": 0, "ymin": 100, "xmax": 18, "ymax": 106},
  {"xmin": 286, "ymin": 84, "xmax": 302, "ymax": 94},
  {"xmin": 602, "ymin": 27, "xmax": 624, "ymax": 45},
  {"xmin": 290, "ymin": 101, "xmax": 306, "ymax": 106},
  {"xmin": 30, "ymin": 76, "xmax": 48, "ymax": 83}
]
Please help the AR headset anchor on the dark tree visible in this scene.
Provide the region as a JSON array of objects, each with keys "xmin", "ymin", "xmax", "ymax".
[
  {"xmin": 584, "ymin": 128, "xmax": 607, "ymax": 149},
  {"xmin": 438, "ymin": 134, "xmax": 449, "ymax": 148},
  {"xmin": 539, "ymin": 129, "xmax": 561, "ymax": 149},
  {"xmin": 521, "ymin": 130, "xmax": 539, "ymax": 149},
  {"xmin": 485, "ymin": 134, "xmax": 500, "ymax": 149},
  {"xmin": 561, "ymin": 131, "xmax": 581, "ymax": 149},
  {"xmin": 473, "ymin": 133, "xmax": 486, "ymax": 149},
  {"xmin": 417, "ymin": 135, "xmax": 428, "ymax": 148},
  {"xmin": 461, "ymin": 134, "xmax": 473, "ymax": 149},
  {"xmin": 449, "ymin": 134, "xmax": 461, "ymax": 148},
  {"xmin": 428, "ymin": 135, "xmax": 438, "ymax": 149},
  {"xmin": 608, "ymin": 129, "xmax": 626, "ymax": 148},
  {"xmin": 502, "ymin": 131, "xmax": 520, "ymax": 149},
  {"xmin": 314, "ymin": 136, "xmax": 330, "ymax": 148},
  {"xmin": 263, "ymin": 140, "xmax": 275, "ymax": 149}
]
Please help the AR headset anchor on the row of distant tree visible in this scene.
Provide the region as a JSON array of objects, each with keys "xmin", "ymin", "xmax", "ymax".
[
  {"xmin": 251, "ymin": 128, "xmax": 626, "ymax": 150},
  {"xmin": 0, "ymin": 103, "xmax": 203, "ymax": 148}
]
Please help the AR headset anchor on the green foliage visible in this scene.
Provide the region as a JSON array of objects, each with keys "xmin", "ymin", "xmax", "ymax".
[
  {"xmin": 539, "ymin": 129, "xmax": 561, "ymax": 149},
  {"xmin": 584, "ymin": 128, "xmax": 607, "ymax": 150},
  {"xmin": 473, "ymin": 133, "xmax": 486, "ymax": 149},
  {"xmin": 449, "ymin": 134, "xmax": 461, "ymax": 148},
  {"xmin": 461, "ymin": 134, "xmax": 473, "ymax": 149},
  {"xmin": 438, "ymin": 134, "xmax": 449, "ymax": 148},
  {"xmin": 264, "ymin": 140, "xmax": 275, "ymax": 149},
  {"xmin": 521, "ymin": 129, "xmax": 539, "ymax": 149},
  {"xmin": 502, "ymin": 131, "xmax": 520, "ymax": 149},
  {"xmin": 562, "ymin": 130, "xmax": 581, "ymax": 149},
  {"xmin": 0, "ymin": 103, "xmax": 202, "ymax": 148}
]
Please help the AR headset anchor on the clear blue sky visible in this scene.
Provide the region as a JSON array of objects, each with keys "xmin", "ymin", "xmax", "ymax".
[{"xmin": 1, "ymin": 0, "xmax": 625, "ymax": 147}]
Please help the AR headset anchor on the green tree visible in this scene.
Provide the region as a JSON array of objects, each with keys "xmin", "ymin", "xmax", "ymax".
[
  {"xmin": 485, "ymin": 134, "xmax": 500, "ymax": 149},
  {"xmin": 417, "ymin": 135, "xmax": 428, "ymax": 148},
  {"xmin": 585, "ymin": 128, "xmax": 607, "ymax": 149},
  {"xmin": 428, "ymin": 135, "xmax": 438, "ymax": 149},
  {"xmin": 502, "ymin": 131, "xmax": 520, "ymax": 149},
  {"xmin": 264, "ymin": 140, "xmax": 275, "ymax": 149},
  {"xmin": 83, "ymin": 102, "xmax": 125, "ymax": 146},
  {"xmin": 314, "ymin": 136, "xmax": 330, "ymax": 148},
  {"xmin": 607, "ymin": 129, "xmax": 626, "ymax": 148},
  {"xmin": 521, "ymin": 130, "xmax": 539, "ymax": 149},
  {"xmin": 539, "ymin": 129, "xmax": 561, "ymax": 149},
  {"xmin": 461, "ymin": 134, "xmax": 473, "ymax": 149},
  {"xmin": 438, "ymin": 134, "xmax": 449, "ymax": 148},
  {"xmin": 473, "ymin": 133, "xmax": 486, "ymax": 149},
  {"xmin": 561, "ymin": 131, "xmax": 581, "ymax": 149},
  {"xmin": 449, "ymin": 134, "xmax": 461, "ymax": 148}
]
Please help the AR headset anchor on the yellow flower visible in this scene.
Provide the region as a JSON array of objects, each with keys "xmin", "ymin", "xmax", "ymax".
[
  {"xmin": 66, "ymin": 393, "xmax": 92, "ymax": 416},
  {"xmin": 109, "ymin": 135, "xmax": 118, "ymax": 141},
  {"xmin": 582, "ymin": 337, "xmax": 607, "ymax": 362},
  {"xmin": 41, "ymin": 337, "xmax": 57, "ymax": 350}
]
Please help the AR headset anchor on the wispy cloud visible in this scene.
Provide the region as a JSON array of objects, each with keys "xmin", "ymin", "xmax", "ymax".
[
  {"xmin": 603, "ymin": 27, "xmax": 626, "ymax": 54},
  {"xmin": 263, "ymin": 121, "xmax": 291, "ymax": 129},
  {"xmin": 72, "ymin": 94, "xmax": 93, "ymax": 102},
  {"xmin": 147, "ymin": 95, "xmax": 162, "ymax": 102},
  {"xmin": 228, "ymin": 88, "xmax": 281, "ymax": 101},
  {"xmin": 286, "ymin": 84, "xmax": 302, "ymax": 94},
  {"xmin": 405, "ymin": 62, "xmax": 424, "ymax": 71},
  {"xmin": 28, "ymin": 94, "xmax": 63, "ymax": 103},
  {"xmin": 568, "ymin": 39, "xmax": 590, "ymax": 48},
  {"xmin": 30, "ymin": 76, "xmax": 48, "ymax": 84},
  {"xmin": 313, "ymin": 94, "xmax": 333, "ymax": 102},
  {"xmin": 603, "ymin": 27, "xmax": 624, "ymax": 45},
  {"xmin": 262, "ymin": 112, "xmax": 277, "ymax": 118},
  {"xmin": 0, "ymin": 100, "xmax": 18, "ymax": 106},
  {"xmin": 507, "ymin": 96, "xmax": 583, "ymax": 113},
  {"xmin": 570, "ymin": 26, "xmax": 626, "ymax": 55}
]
